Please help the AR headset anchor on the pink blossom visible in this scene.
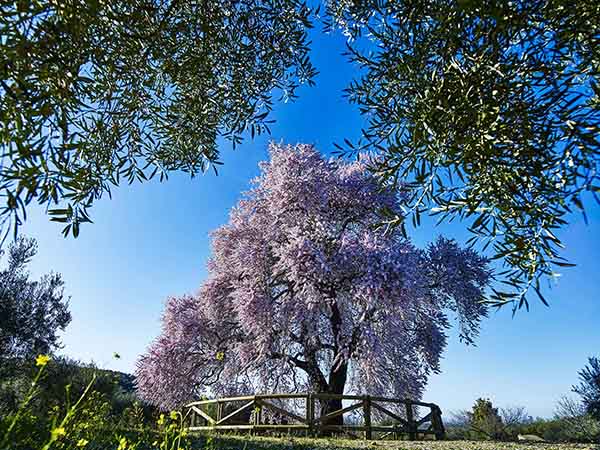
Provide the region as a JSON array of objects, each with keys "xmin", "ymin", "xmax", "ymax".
[{"xmin": 136, "ymin": 144, "xmax": 491, "ymax": 410}]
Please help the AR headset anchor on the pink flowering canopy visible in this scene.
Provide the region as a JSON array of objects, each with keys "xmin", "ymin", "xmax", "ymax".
[{"xmin": 136, "ymin": 144, "xmax": 491, "ymax": 411}]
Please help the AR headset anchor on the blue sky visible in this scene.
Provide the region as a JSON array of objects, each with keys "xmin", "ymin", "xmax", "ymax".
[{"xmin": 18, "ymin": 28, "xmax": 600, "ymax": 419}]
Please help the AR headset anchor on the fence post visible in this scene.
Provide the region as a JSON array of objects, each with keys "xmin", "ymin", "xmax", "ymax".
[
  {"xmin": 431, "ymin": 405, "xmax": 445, "ymax": 440},
  {"xmin": 254, "ymin": 398, "xmax": 262, "ymax": 425},
  {"xmin": 216, "ymin": 401, "xmax": 223, "ymax": 426},
  {"xmin": 364, "ymin": 395, "xmax": 372, "ymax": 440},
  {"xmin": 251, "ymin": 397, "xmax": 261, "ymax": 436},
  {"xmin": 306, "ymin": 393, "xmax": 314, "ymax": 437},
  {"xmin": 405, "ymin": 402, "xmax": 416, "ymax": 440}
]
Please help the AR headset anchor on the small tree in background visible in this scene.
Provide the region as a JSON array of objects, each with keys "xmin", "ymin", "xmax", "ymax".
[
  {"xmin": 500, "ymin": 405, "xmax": 531, "ymax": 439},
  {"xmin": 445, "ymin": 409, "xmax": 472, "ymax": 440},
  {"xmin": 470, "ymin": 398, "xmax": 505, "ymax": 440},
  {"xmin": 136, "ymin": 144, "xmax": 491, "ymax": 418},
  {"xmin": 555, "ymin": 395, "xmax": 600, "ymax": 442},
  {"xmin": 574, "ymin": 356, "xmax": 600, "ymax": 421},
  {"xmin": 0, "ymin": 237, "xmax": 70, "ymax": 368},
  {"xmin": 0, "ymin": 236, "xmax": 71, "ymax": 412}
]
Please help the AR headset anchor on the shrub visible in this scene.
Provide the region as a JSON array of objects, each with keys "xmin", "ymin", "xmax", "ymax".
[
  {"xmin": 1, "ymin": 355, "xmax": 188, "ymax": 450},
  {"xmin": 1, "ymin": 356, "xmax": 149, "ymax": 424}
]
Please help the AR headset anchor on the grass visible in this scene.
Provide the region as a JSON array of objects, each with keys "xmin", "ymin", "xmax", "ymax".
[
  {"xmin": 197, "ymin": 434, "xmax": 599, "ymax": 450},
  {"xmin": 3, "ymin": 358, "xmax": 598, "ymax": 450}
]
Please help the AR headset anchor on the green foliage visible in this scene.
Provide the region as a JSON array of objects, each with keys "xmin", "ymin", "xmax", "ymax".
[
  {"xmin": 36, "ymin": 357, "xmax": 139, "ymax": 416},
  {"xmin": 1, "ymin": 358, "xmax": 598, "ymax": 448},
  {"xmin": 520, "ymin": 418, "xmax": 571, "ymax": 442},
  {"xmin": 469, "ymin": 399, "xmax": 505, "ymax": 440},
  {"xmin": 513, "ymin": 414, "xmax": 598, "ymax": 443},
  {"xmin": 446, "ymin": 396, "xmax": 600, "ymax": 443},
  {"xmin": 573, "ymin": 356, "xmax": 600, "ymax": 421},
  {"xmin": 1, "ymin": 356, "xmax": 150, "ymax": 421},
  {"xmin": 0, "ymin": 236, "xmax": 70, "ymax": 374},
  {"xmin": 0, "ymin": 0, "xmax": 316, "ymax": 239},
  {"xmin": 3, "ymin": 0, "xmax": 600, "ymax": 314},
  {"xmin": 448, "ymin": 415, "xmax": 598, "ymax": 444},
  {"xmin": 1, "ymin": 355, "xmax": 187, "ymax": 450},
  {"xmin": 328, "ymin": 0, "xmax": 600, "ymax": 309},
  {"xmin": 554, "ymin": 396, "xmax": 600, "ymax": 443}
]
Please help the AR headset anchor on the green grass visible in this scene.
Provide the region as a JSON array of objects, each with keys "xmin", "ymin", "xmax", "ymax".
[
  {"xmin": 198, "ymin": 435, "xmax": 599, "ymax": 450},
  {"xmin": 3, "ymin": 359, "xmax": 598, "ymax": 449}
]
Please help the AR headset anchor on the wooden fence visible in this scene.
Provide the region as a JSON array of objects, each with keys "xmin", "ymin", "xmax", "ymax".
[{"xmin": 184, "ymin": 393, "xmax": 445, "ymax": 440}]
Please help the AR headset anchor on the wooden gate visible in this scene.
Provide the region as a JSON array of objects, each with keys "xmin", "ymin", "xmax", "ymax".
[{"xmin": 184, "ymin": 393, "xmax": 445, "ymax": 440}]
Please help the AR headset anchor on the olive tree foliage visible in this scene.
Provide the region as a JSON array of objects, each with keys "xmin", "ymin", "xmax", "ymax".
[
  {"xmin": 0, "ymin": 0, "xmax": 316, "ymax": 240},
  {"xmin": 573, "ymin": 356, "xmax": 600, "ymax": 421},
  {"xmin": 327, "ymin": 0, "xmax": 600, "ymax": 309},
  {"xmin": 135, "ymin": 143, "xmax": 491, "ymax": 411},
  {"xmin": 0, "ymin": 236, "xmax": 71, "ymax": 372},
  {"xmin": 4, "ymin": 0, "xmax": 597, "ymax": 311}
]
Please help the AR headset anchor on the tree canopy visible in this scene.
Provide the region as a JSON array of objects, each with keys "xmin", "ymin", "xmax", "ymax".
[
  {"xmin": 2, "ymin": 1, "xmax": 598, "ymax": 309},
  {"xmin": 0, "ymin": 0, "xmax": 315, "ymax": 238},
  {"xmin": 574, "ymin": 356, "xmax": 600, "ymax": 421},
  {"xmin": 328, "ymin": 0, "xmax": 600, "ymax": 308},
  {"xmin": 0, "ymin": 236, "xmax": 71, "ymax": 372},
  {"xmin": 135, "ymin": 144, "xmax": 491, "ymax": 410},
  {"xmin": 470, "ymin": 398, "xmax": 505, "ymax": 440}
]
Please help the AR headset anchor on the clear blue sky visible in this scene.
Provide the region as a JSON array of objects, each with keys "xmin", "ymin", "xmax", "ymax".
[{"xmin": 18, "ymin": 28, "xmax": 600, "ymax": 419}]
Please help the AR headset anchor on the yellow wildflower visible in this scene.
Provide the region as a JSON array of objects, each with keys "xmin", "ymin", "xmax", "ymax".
[
  {"xmin": 76, "ymin": 439, "xmax": 89, "ymax": 447},
  {"xmin": 117, "ymin": 436, "xmax": 128, "ymax": 450},
  {"xmin": 36, "ymin": 354, "xmax": 51, "ymax": 367},
  {"xmin": 157, "ymin": 413, "xmax": 165, "ymax": 426},
  {"xmin": 215, "ymin": 351, "xmax": 224, "ymax": 361},
  {"xmin": 169, "ymin": 411, "xmax": 178, "ymax": 420},
  {"xmin": 50, "ymin": 427, "xmax": 66, "ymax": 440}
]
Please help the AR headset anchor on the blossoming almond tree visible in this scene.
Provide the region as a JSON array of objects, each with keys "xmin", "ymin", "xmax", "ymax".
[{"xmin": 136, "ymin": 144, "xmax": 491, "ymax": 418}]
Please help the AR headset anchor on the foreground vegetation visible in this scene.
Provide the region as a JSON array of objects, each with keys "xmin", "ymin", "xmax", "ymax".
[
  {"xmin": 1, "ymin": 356, "xmax": 599, "ymax": 450},
  {"xmin": 1, "ymin": 242, "xmax": 599, "ymax": 447}
]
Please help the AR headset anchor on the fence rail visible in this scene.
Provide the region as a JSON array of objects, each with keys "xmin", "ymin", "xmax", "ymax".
[{"xmin": 184, "ymin": 393, "xmax": 445, "ymax": 440}]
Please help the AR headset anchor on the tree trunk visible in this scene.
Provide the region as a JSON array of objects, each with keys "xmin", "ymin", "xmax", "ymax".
[
  {"xmin": 320, "ymin": 397, "xmax": 344, "ymax": 427},
  {"xmin": 318, "ymin": 362, "xmax": 348, "ymax": 430},
  {"xmin": 303, "ymin": 300, "xmax": 350, "ymax": 433}
]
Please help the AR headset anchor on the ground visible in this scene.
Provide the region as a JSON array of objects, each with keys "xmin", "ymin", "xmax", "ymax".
[{"xmin": 200, "ymin": 435, "xmax": 598, "ymax": 450}]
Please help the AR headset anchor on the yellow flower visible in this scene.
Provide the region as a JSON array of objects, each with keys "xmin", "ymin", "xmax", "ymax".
[
  {"xmin": 157, "ymin": 413, "xmax": 165, "ymax": 426},
  {"xmin": 215, "ymin": 351, "xmax": 224, "ymax": 361},
  {"xmin": 76, "ymin": 439, "xmax": 89, "ymax": 447},
  {"xmin": 36, "ymin": 354, "xmax": 51, "ymax": 367},
  {"xmin": 117, "ymin": 436, "xmax": 128, "ymax": 450},
  {"xmin": 169, "ymin": 411, "xmax": 178, "ymax": 420},
  {"xmin": 50, "ymin": 427, "xmax": 66, "ymax": 440}
]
